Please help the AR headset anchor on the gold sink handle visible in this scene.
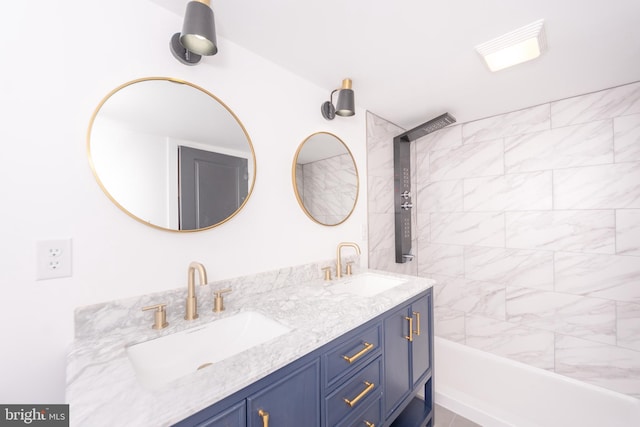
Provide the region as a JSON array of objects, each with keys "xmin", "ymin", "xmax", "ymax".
[
  {"xmin": 142, "ymin": 303, "xmax": 169, "ymax": 330},
  {"xmin": 346, "ymin": 261, "xmax": 354, "ymax": 276},
  {"xmin": 213, "ymin": 288, "xmax": 232, "ymax": 313}
]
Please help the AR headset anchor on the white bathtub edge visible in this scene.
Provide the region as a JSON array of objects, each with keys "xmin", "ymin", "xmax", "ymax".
[{"xmin": 434, "ymin": 337, "xmax": 640, "ymax": 427}]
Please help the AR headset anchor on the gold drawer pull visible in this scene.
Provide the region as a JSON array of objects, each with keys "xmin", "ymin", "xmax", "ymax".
[
  {"xmin": 413, "ymin": 311, "xmax": 421, "ymax": 336},
  {"xmin": 342, "ymin": 342, "xmax": 374, "ymax": 363},
  {"xmin": 258, "ymin": 409, "xmax": 269, "ymax": 427},
  {"xmin": 405, "ymin": 316, "xmax": 413, "ymax": 342},
  {"xmin": 344, "ymin": 381, "xmax": 375, "ymax": 407},
  {"xmin": 364, "ymin": 421, "xmax": 375, "ymax": 427}
]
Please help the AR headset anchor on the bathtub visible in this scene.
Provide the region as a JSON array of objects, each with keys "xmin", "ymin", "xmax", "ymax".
[{"xmin": 434, "ymin": 337, "xmax": 640, "ymax": 427}]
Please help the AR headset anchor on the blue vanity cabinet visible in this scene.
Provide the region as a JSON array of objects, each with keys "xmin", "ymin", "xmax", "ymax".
[
  {"xmin": 246, "ymin": 359, "xmax": 321, "ymax": 427},
  {"xmin": 383, "ymin": 291, "xmax": 432, "ymax": 421},
  {"xmin": 190, "ymin": 401, "xmax": 246, "ymax": 427},
  {"xmin": 322, "ymin": 322, "xmax": 383, "ymax": 427},
  {"xmin": 323, "ymin": 323, "xmax": 382, "ymax": 388},
  {"xmin": 174, "ymin": 358, "xmax": 320, "ymax": 427},
  {"xmin": 174, "ymin": 400, "xmax": 244, "ymax": 427},
  {"xmin": 325, "ymin": 356, "xmax": 383, "ymax": 426},
  {"xmin": 174, "ymin": 288, "xmax": 433, "ymax": 427}
]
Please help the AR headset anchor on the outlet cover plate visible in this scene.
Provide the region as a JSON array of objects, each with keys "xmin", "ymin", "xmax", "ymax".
[{"xmin": 36, "ymin": 239, "xmax": 72, "ymax": 280}]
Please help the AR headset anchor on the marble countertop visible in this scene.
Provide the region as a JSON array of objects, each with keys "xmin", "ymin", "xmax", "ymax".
[{"xmin": 66, "ymin": 269, "xmax": 434, "ymax": 426}]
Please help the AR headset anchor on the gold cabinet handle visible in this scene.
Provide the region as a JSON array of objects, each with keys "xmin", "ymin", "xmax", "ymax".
[
  {"xmin": 344, "ymin": 381, "xmax": 375, "ymax": 407},
  {"xmin": 405, "ymin": 316, "xmax": 413, "ymax": 342},
  {"xmin": 413, "ymin": 311, "xmax": 421, "ymax": 336},
  {"xmin": 258, "ymin": 409, "xmax": 269, "ymax": 427},
  {"xmin": 364, "ymin": 421, "xmax": 375, "ymax": 427},
  {"xmin": 342, "ymin": 342, "xmax": 374, "ymax": 363}
]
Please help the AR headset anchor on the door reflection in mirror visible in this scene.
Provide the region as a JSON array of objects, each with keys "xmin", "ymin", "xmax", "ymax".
[{"xmin": 87, "ymin": 77, "xmax": 255, "ymax": 232}]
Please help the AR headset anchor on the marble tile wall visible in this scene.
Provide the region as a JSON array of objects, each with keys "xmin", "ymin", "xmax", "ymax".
[
  {"xmin": 366, "ymin": 81, "xmax": 640, "ymax": 399},
  {"xmin": 298, "ymin": 153, "xmax": 357, "ymax": 224},
  {"xmin": 366, "ymin": 112, "xmax": 417, "ymax": 275}
]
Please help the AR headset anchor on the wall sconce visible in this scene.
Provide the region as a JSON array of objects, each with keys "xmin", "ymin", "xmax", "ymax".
[
  {"xmin": 170, "ymin": 0, "xmax": 218, "ymax": 66},
  {"xmin": 321, "ymin": 78, "xmax": 356, "ymax": 120}
]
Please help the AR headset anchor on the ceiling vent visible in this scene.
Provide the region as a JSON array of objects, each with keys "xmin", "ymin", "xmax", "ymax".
[{"xmin": 476, "ymin": 19, "xmax": 547, "ymax": 72}]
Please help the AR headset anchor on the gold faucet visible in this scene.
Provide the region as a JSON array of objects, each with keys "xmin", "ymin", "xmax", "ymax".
[
  {"xmin": 185, "ymin": 261, "xmax": 208, "ymax": 320},
  {"xmin": 336, "ymin": 242, "xmax": 361, "ymax": 279}
]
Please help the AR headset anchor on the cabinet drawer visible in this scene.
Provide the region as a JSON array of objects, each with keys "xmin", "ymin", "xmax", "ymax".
[
  {"xmin": 324, "ymin": 323, "xmax": 381, "ymax": 387},
  {"xmin": 326, "ymin": 357, "xmax": 382, "ymax": 427},
  {"xmin": 337, "ymin": 395, "xmax": 381, "ymax": 427}
]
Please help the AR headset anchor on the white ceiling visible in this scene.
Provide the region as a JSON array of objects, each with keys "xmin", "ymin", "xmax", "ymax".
[{"xmin": 154, "ymin": 0, "xmax": 640, "ymax": 129}]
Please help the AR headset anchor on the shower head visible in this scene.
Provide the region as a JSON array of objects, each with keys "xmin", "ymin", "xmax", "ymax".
[
  {"xmin": 398, "ymin": 112, "xmax": 456, "ymax": 142},
  {"xmin": 393, "ymin": 111, "xmax": 456, "ymax": 264}
]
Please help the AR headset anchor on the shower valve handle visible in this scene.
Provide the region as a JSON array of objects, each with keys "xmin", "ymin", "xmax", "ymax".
[
  {"xmin": 401, "ymin": 202, "xmax": 413, "ymax": 210},
  {"xmin": 400, "ymin": 190, "xmax": 411, "ymax": 199}
]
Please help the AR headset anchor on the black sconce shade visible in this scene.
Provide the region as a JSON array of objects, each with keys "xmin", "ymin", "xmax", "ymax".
[
  {"xmin": 321, "ymin": 78, "xmax": 355, "ymax": 120},
  {"xmin": 170, "ymin": 0, "xmax": 218, "ymax": 66}
]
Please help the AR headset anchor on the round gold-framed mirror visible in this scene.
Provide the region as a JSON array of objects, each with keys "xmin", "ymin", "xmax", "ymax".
[
  {"xmin": 87, "ymin": 77, "xmax": 256, "ymax": 232},
  {"xmin": 292, "ymin": 132, "xmax": 359, "ymax": 226}
]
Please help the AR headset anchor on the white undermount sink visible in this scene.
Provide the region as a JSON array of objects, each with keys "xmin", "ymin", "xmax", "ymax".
[
  {"xmin": 335, "ymin": 272, "xmax": 408, "ymax": 297},
  {"xmin": 126, "ymin": 311, "xmax": 291, "ymax": 389}
]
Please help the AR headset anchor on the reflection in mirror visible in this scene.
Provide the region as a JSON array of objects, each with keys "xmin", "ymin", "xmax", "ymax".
[
  {"xmin": 293, "ymin": 132, "xmax": 359, "ymax": 226},
  {"xmin": 87, "ymin": 77, "xmax": 256, "ymax": 232}
]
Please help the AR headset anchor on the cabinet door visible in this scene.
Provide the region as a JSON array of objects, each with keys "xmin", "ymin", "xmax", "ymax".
[
  {"xmin": 383, "ymin": 304, "xmax": 411, "ymax": 417},
  {"xmin": 411, "ymin": 293, "xmax": 431, "ymax": 388},
  {"xmin": 194, "ymin": 401, "xmax": 246, "ymax": 427},
  {"xmin": 173, "ymin": 400, "xmax": 245, "ymax": 427},
  {"xmin": 247, "ymin": 359, "xmax": 320, "ymax": 427}
]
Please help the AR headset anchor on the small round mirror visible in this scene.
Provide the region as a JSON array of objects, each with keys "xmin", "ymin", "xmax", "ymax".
[
  {"xmin": 87, "ymin": 77, "xmax": 256, "ymax": 232},
  {"xmin": 292, "ymin": 132, "xmax": 359, "ymax": 226}
]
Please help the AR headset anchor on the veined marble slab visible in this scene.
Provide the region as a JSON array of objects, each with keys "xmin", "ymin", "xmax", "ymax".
[
  {"xmin": 617, "ymin": 302, "xmax": 640, "ymax": 352},
  {"xmin": 554, "ymin": 162, "xmax": 640, "ymax": 209},
  {"xmin": 432, "ymin": 274, "xmax": 505, "ymax": 321},
  {"xmin": 67, "ymin": 264, "xmax": 433, "ymax": 427},
  {"xmin": 431, "ymin": 212, "xmax": 505, "ymax": 247},
  {"xmin": 551, "ymin": 81, "xmax": 640, "ymax": 128},
  {"xmin": 417, "ymin": 243, "xmax": 464, "ymax": 277},
  {"xmin": 464, "ymin": 246, "xmax": 554, "ymax": 291},
  {"xmin": 505, "ymin": 210, "xmax": 615, "ymax": 254},
  {"xmin": 366, "ymin": 112, "xmax": 404, "ymax": 180},
  {"xmin": 465, "ymin": 315, "xmax": 555, "ymax": 370},
  {"xmin": 554, "ymin": 252, "xmax": 640, "ymax": 304},
  {"xmin": 616, "ymin": 209, "xmax": 640, "ymax": 256},
  {"xmin": 614, "ymin": 113, "xmax": 640, "ymax": 162},
  {"xmin": 368, "ymin": 175, "xmax": 394, "ymax": 214},
  {"xmin": 504, "ymin": 120, "xmax": 613, "ymax": 173},
  {"xmin": 462, "ymin": 104, "xmax": 550, "ymax": 145},
  {"xmin": 505, "ymin": 287, "xmax": 616, "ymax": 345},
  {"xmin": 434, "ymin": 306, "xmax": 465, "ymax": 344},
  {"xmin": 555, "ymin": 335, "xmax": 640, "ymax": 399},
  {"xmin": 429, "ymin": 139, "xmax": 504, "ymax": 182},
  {"xmin": 463, "ymin": 171, "xmax": 552, "ymax": 211},
  {"xmin": 417, "ymin": 179, "xmax": 463, "ymax": 213}
]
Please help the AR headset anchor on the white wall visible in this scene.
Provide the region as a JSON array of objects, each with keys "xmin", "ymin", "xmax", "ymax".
[
  {"xmin": 92, "ymin": 117, "xmax": 171, "ymax": 227},
  {"xmin": 0, "ymin": 1, "xmax": 367, "ymax": 403}
]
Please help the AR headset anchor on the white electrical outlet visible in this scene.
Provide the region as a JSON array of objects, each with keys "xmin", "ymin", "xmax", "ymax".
[{"xmin": 37, "ymin": 239, "xmax": 72, "ymax": 280}]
